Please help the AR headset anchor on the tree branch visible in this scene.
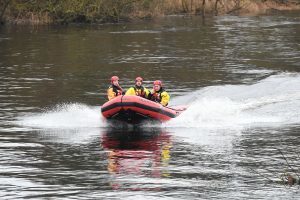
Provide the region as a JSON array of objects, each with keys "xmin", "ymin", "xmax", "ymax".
[{"xmin": 0, "ymin": 0, "xmax": 11, "ymax": 23}]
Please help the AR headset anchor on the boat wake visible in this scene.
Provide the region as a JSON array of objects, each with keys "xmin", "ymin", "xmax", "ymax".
[
  {"xmin": 16, "ymin": 103, "xmax": 104, "ymax": 129},
  {"xmin": 16, "ymin": 73, "xmax": 300, "ymax": 130},
  {"xmin": 166, "ymin": 73, "xmax": 300, "ymax": 128}
]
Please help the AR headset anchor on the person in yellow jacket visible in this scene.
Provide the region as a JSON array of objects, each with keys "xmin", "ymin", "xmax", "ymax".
[
  {"xmin": 107, "ymin": 76, "xmax": 123, "ymax": 101},
  {"xmin": 149, "ymin": 80, "xmax": 170, "ymax": 106},
  {"xmin": 125, "ymin": 77, "xmax": 150, "ymax": 99}
]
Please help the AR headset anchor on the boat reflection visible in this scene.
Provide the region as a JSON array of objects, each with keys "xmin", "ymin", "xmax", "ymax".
[{"xmin": 101, "ymin": 128, "xmax": 172, "ymax": 190}]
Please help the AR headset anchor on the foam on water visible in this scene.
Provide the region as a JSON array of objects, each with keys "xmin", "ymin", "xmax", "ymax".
[
  {"xmin": 166, "ymin": 73, "xmax": 300, "ymax": 128},
  {"xmin": 16, "ymin": 103, "xmax": 105, "ymax": 129}
]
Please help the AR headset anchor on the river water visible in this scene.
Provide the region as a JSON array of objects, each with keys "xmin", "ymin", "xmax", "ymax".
[{"xmin": 1, "ymin": 12, "xmax": 300, "ymax": 199}]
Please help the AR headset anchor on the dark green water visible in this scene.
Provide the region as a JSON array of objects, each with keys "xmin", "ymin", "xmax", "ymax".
[{"xmin": 1, "ymin": 13, "xmax": 300, "ymax": 199}]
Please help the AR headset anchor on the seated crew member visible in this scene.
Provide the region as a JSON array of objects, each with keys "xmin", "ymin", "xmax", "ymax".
[
  {"xmin": 107, "ymin": 76, "xmax": 123, "ymax": 101},
  {"xmin": 149, "ymin": 80, "xmax": 170, "ymax": 106},
  {"xmin": 125, "ymin": 76, "xmax": 150, "ymax": 98}
]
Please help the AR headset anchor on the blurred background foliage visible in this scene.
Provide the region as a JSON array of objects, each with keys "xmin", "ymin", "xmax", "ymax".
[{"xmin": 0, "ymin": 0, "xmax": 299, "ymax": 24}]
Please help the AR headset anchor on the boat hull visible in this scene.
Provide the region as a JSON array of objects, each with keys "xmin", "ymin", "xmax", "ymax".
[{"xmin": 101, "ymin": 95, "xmax": 186, "ymax": 124}]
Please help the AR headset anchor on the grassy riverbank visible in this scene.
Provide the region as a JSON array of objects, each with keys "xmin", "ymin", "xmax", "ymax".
[{"xmin": 1, "ymin": 0, "xmax": 300, "ymax": 25}]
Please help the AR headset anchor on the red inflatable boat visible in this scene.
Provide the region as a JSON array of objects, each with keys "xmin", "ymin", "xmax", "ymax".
[{"xmin": 101, "ymin": 95, "xmax": 186, "ymax": 124}]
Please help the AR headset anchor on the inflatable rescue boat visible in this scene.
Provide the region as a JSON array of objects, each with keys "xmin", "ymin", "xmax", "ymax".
[{"xmin": 101, "ymin": 95, "xmax": 186, "ymax": 124}]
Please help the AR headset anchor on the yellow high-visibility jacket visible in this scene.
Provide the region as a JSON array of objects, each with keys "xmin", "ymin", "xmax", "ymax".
[
  {"xmin": 107, "ymin": 85, "xmax": 122, "ymax": 101},
  {"xmin": 149, "ymin": 89, "xmax": 170, "ymax": 106},
  {"xmin": 125, "ymin": 86, "xmax": 150, "ymax": 98}
]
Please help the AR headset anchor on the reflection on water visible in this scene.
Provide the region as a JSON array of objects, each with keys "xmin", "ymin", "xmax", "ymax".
[{"xmin": 101, "ymin": 128, "xmax": 172, "ymax": 191}]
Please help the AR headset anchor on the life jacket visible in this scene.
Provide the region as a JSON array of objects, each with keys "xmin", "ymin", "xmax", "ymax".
[
  {"xmin": 133, "ymin": 86, "xmax": 146, "ymax": 98},
  {"xmin": 150, "ymin": 88, "xmax": 164, "ymax": 102},
  {"xmin": 110, "ymin": 85, "xmax": 123, "ymax": 97}
]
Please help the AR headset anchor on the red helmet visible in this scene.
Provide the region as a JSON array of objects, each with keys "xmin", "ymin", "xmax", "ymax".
[
  {"xmin": 153, "ymin": 80, "xmax": 162, "ymax": 87},
  {"xmin": 111, "ymin": 76, "xmax": 119, "ymax": 83},
  {"xmin": 135, "ymin": 77, "xmax": 143, "ymax": 82}
]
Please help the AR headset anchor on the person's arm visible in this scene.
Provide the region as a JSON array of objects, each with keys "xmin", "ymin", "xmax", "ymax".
[
  {"xmin": 160, "ymin": 91, "xmax": 170, "ymax": 106},
  {"xmin": 148, "ymin": 89, "xmax": 154, "ymax": 100},
  {"xmin": 107, "ymin": 88, "xmax": 115, "ymax": 100},
  {"xmin": 125, "ymin": 87, "xmax": 135, "ymax": 95}
]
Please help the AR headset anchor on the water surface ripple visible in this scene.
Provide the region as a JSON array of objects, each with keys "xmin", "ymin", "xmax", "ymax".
[{"xmin": 1, "ymin": 13, "xmax": 300, "ymax": 199}]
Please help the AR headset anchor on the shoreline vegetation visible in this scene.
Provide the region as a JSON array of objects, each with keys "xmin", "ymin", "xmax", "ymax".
[{"xmin": 0, "ymin": 0, "xmax": 300, "ymax": 25}]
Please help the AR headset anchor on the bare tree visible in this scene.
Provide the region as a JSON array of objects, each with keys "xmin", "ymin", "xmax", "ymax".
[
  {"xmin": 215, "ymin": 0, "xmax": 220, "ymax": 15},
  {"xmin": 226, "ymin": 0, "xmax": 243, "ymax": 14},
  {"xmin": 0, "ymin": 0, "xmax": 10, "ymax": 24},
  {"xmin": 202, "ymin": 0, "xmax": 206, "ymax": 18}
]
